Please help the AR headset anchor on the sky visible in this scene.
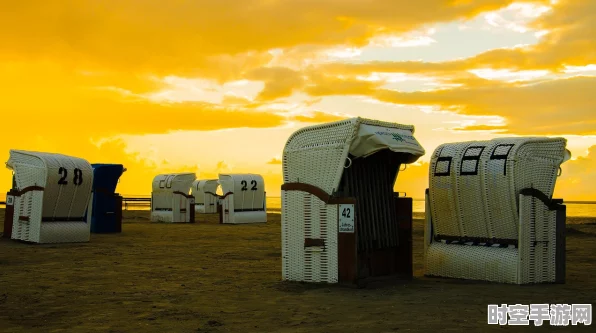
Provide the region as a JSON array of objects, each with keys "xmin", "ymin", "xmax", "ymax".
[{"xmin": 1, "ymin": 0, "xmax": 596, "ymax": 200}]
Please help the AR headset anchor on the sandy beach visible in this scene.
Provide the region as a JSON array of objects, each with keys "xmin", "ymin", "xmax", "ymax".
[{"xmin": 0, "ymin": 209, "xmax": 594, "ymax": 332}]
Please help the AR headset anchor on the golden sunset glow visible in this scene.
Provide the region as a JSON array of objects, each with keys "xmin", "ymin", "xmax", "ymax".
[{"xmin": 2, "ymin": 0, "xmax": 595, "ymax": 200}]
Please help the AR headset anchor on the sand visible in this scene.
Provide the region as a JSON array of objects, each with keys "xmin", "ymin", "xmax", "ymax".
[{"xmin": 0, "ymin": 209, "xmax": 595, "ymax": 332}]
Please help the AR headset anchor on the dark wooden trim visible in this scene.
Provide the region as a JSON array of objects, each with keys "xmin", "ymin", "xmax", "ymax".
[
  {"xmin": 220, "ymin": 192, "xmax": 233, "ymax": 200},
  {"xmin": 17, "ymin": 186, "xmax": 44, "ymax": 196},
  {"xmin": 41, "ymin": 217, "xmax": 86, "ymax": 222},
  {"xmin": 3, "ymin": 190, "xmax": 18, "ymax": 238},
  {"xmin": 217, "ymin": 203, "xmax": 223, "ymax": 224},
  {"xmin": 114, "ymin": 195, "xmax": 123, "ymax": 233},
  {"xmin": 304, "ymin": 238, "xmax": 325, "ymax": 248},
  {"xmin": 233, "ymin": 208, "xmax": 266, "ymax": 212},
  {"xmin": 189, "ymin": 203, "xmax": 195, "ymax": 224},
  {"xmin": 173, "ymin": 191, "xmax": 193, "ymax": 199},
  {"xmin": 434, "ymin": 234, "xmax": 518, "ymax": 247},
  {"xmin": 396, "ymin": 197, "xmax": 413, "ymax": 279},
  {"xmin": 281, "ymin": 183, "xmax": 356, "ymax": 204},
  {"xmin": 519, "ymin": 188, "xmax": 565, "ymax": 211},
  {"xmin": 555, "ymin": 204, "xmax": 566, "ymax": 284}
]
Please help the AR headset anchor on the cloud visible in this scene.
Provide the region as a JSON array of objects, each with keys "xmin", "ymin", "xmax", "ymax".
[
  {"xmin": 267, "ymin": 158, "xmax": 282, "ymax": 165},
  {"xmin": 291, "ymin": 68, "xmax": 595, "ymax": 136},
  {"xmin": 0, "ymin": 0, "xmax": 534, "ymax": 81},
  {"xmin": 215, "ymin": 161, "xmax": 231, "ymax": 173},
  {"xmin": 245, "ymin": 67, "xmax": 305, "ymax": 101},
  {"xmin": 0, "ymin": 137, "xmax": 181, "ymax": 195},
  {"xmin": 370, "ymin": 76, "xmax": 596, "ymax": 135},
  {"xmin": 305, "ymin": 73, "xmax": 383, "ymax": 96},
  {"xmin": 555, "ymin": 145, "xmax": 596, "ymax": 200},
  {"xmin": 291, "ymin": 111, "xmax": 348, "ymax": 123},
  {"xmin": 313, "ymin": 0, "xmax": 595, "ymax": 75},
  {"xmin": 0, "ymin": 61, "xmax": 350, "ymax": 141}
]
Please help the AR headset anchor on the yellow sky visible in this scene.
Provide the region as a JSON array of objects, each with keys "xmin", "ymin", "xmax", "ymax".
[{"xmin": 2, "ymin": 0, "xmax": 595, "ymax": 200}]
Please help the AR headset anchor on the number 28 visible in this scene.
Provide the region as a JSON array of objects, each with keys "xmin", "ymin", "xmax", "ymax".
[{"xmin": 58, "ymin": 167, "xmax": 83, "ymax": 186}]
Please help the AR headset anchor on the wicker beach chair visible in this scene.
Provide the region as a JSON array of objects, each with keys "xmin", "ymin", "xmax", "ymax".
[
  {"xmin": 87, "ymin": 164, "xmax": 126, "ymax": 233},
  {"xmin": 5, "ymin": 149, "xmax": 93, "ymax": 243},
  {"xmin": 218, "ymin": 174, "xmax": 267, "ymax": 224},
  {"xmin": 425, "ymin": 137, "xmax": 570, "ymax": 284},
  {"xmin": 191, "ymin": 179, "xmax": 219, "ymax": 214},
  {"xmin": 150, "ymin": 173, "xmax": 196, "ymax": 223},
  {"xmin": 281, "ymin": 117, "xmax": 425, "ymax": 285}
]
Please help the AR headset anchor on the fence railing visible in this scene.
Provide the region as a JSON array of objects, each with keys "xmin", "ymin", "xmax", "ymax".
[{"xmin": 122, "ymin": 197, "xmax": 151, "ymax": 210}]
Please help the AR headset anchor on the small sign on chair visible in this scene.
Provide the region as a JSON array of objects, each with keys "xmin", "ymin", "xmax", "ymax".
[
  {"xmin": 6, "ymin": 195, "xmax": 14, "ymax": 206},
  {"xmin": 339, "ymin": 204, "xmax": 354, "ymax": 233}
]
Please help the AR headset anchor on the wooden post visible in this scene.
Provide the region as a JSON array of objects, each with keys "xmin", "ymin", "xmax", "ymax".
[{"xmin": 3, "ymin": 190, "xmax": 18, "ymax": 239}]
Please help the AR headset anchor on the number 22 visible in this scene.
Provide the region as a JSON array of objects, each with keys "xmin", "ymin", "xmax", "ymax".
[{"xmin": 241, "ymin": 180, "xmax": 258, "ymax": 191}]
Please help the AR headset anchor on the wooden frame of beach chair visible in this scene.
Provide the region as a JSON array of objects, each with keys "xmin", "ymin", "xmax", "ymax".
[
  {"xmin": 424, "ymin": 137, "xmax": 570, "ymax": 284},
  {"xmin": 5, "ymin": 149, "xmax": 93, "ymax": 243},
  {"xmin": 281, "ymin": 117, "xmax": 425, "ymax": 286},
  {"xmin": 191, "ymin": 179, "xmax": 220, "ymax": 214},
  {"xmin": 218, "ymin": 174, "xmax": 267, "ymax": 224},
  {"xmin": 150, "ymin": 173, "xmax": 196, "ymax": 223}
]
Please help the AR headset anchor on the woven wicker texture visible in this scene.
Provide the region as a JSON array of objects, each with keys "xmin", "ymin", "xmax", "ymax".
[
  {"xmin": 218, "ymin": 174, "xmax": 266, "ymax": 224},
  {"xmin": 191, "ymin": 179, "xmax": 219, "ymax": 213},
  {"xmin": 150, "ymin": 173, "xmax": 195, "ymax": 223},
  {"xmin": 6, "ymin": 149, "xmax": 93, "ymax": 243},
  {"xmin": 282, "ymin": 191, "xmax": 339, "ymax": 283},
  {"xmin": 425, "ymin": 137, "xmax": 568, "ymax": 284},
  {"xmin": 281, "ymin": 117, "xmax": 424, "ymax": 283}
]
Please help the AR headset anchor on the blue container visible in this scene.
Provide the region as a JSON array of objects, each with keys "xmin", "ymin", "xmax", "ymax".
[{"xmin": 89, "ymin": 164, "xmax": 125, "ymax": 233}]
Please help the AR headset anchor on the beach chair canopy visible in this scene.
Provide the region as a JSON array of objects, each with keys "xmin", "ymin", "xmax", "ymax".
[
  {"xmin": 152, "ymin": 173, "xmax": 196, "ymax": 194},
  {"xmin": 283, "ymin": 117, "xmax": 425, "ymax": 196}
]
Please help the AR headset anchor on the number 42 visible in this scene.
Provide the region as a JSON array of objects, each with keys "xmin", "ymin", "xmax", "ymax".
[{"xmin": 341, "ymin": 207, "xmax": 351, "ymax": 218}]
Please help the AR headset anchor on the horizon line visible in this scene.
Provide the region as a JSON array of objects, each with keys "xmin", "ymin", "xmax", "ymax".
[{"xmin": 115, "ymin": 195, "xmax": 596, "ymax": 203}]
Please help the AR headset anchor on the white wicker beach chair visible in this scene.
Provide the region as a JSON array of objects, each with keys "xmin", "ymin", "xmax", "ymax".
[
  {"xmin": 191, "ymin": 179, "xmax": 219, "ymax": 214},
  {"xmin": 150, "ymin": 173, "xmax": 196, "ymax": 223},
  {"xmin": 281, "ymin": 117, "xmax": 425, "ymax": 285},
  {"xmin": 424, "ymin": 137, "xmax": 570, "ymax": 284},
  {"xmin": 218, "ymin": 174, "xmax": 267, "ymax": 224},
  {"xmin": 5, "ymin": 149, "xmax": 94, "ymax": 243}
]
